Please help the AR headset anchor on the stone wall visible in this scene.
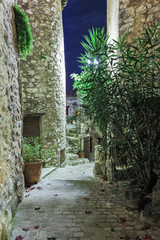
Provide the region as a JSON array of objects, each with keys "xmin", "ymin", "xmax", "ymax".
[
  {"xmin": 119, "ymin": 0, "xmax": 160, "ymax": 43},
  {"xmin": 106, "ymin": 0, "xmax": 160, "ymax": 181},
  {"xmin": 0, "ymin": 0, "xmax": 24, "ymax": 238},
  {"xmin": 18, "ymin": 0, "xmax": 67, "ymax": 166}
]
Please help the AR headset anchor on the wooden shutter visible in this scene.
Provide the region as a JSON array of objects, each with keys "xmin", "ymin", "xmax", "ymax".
[{"xmin": 23, "ymin": 116, "xmax": 40, "ymax": 138}]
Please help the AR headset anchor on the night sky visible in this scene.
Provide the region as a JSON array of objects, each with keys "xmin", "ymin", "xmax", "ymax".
[{"xmin": 62, "ymin": 0, "xmax": 107, "ymax": 95}]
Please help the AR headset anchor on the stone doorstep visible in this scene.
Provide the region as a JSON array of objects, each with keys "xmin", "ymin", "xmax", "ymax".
[
  {"xmin": 66, "ymin": 148, "xmax": 79, "ymax": 154},
  {"xmin": 66, "ymin": 153, "xmax": 80, "ymax": 161},
  {"xmin": 66, "ymin": 158, "xmax": 90, "ymax": 166}
]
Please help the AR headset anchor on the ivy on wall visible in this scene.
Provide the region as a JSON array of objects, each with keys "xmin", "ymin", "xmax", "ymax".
[{"xmin": 14, "ymin": 5, "xmax": 33, "ymax": 60}]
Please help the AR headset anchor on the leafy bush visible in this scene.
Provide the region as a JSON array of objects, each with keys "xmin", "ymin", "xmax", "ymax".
[
  {"xmin": 71, "ymin": 23, "xmax": 160, "ymax": 184},
  {"xmin": 23, "ymin": 137, "xmax": 56, "ymax": 164},
  {"xmin": 23, "ymin": 137, "xmax": 43, "ymax": 162},
  {"xmin": 14, "ymin": 5, "xmax": 33, "ymax": 60}
]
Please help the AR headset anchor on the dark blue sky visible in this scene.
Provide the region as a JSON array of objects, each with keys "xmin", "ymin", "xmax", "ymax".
[{"xmin": 63, "ymin": 0, "xmax": 106, "ymax": 94}]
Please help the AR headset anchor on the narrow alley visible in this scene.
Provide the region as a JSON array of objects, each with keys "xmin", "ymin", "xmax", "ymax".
[{"xmin": 12, "ymin": 163, "xmax": 160, "ymax": 240}]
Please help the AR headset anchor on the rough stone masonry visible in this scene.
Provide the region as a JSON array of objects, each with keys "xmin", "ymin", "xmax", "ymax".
[
  {"xmin": 0, "ymin": 0, "xmax": 24, "ymax": 239},
  {"xmin": 119, "ymin": 0, "xmax": 160, "ymax": 43},
  {"xmin": 18, "ymin": 0, "xmax": 67, "ymax": 167}
]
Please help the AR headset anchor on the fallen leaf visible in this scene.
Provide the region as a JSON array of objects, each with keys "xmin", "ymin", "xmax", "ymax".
[
  {"xmin": 118, "ymin": 217, "xmax": 127, "ymax": 224},
  {"xmin": 102, "ymin": 177, "xmax": 108, "ymax": 181},
  {"xmin": 128, "ymin": 217, "xmax": 135, "ymax": 222},
  {"xmin": 37, "ymin": 186, "xmax": 42, "ymax": 190},
  {"xmin": 127, "ymin": 223, "xmax": 135, "ymax": 227},
  {"xmin": 83, "ymin": 206, "xmax": 88, "ymax": 209},
  {"xmin": 95, "ymin": 191, "xmax": 104, "ymax": 195},
  {"xmin": 100, "ymin": 189, "xmax": 105, "ymax": 192},
  {"xmin": 22, "ymin": 227, "xmax": 29, "ymax": 231},
  {"xmin": 35, "ymin": 207, "xmax": 40, "ymax": 210},
  {"xmin": 34, "ymin": 225, "xmax": 39, "ymax": 229},
  {"xmin": 16, "ymin": 236, "xmax": 24, "ymax": 240},
  {"xmin": 26, "ymin": 187, "xmax": 35, "ymax": 192},
  {"xmin": 84, "ymin": 197, "xmax": 90, "ymax": 200},
  {"xmin": 54, "ymin": 194, "xmax": 58, "ymax": 196},
  {"xmin": 85, "ymin": 210, "xmax": 92, "ymax": 214},
  {"xmin": 25, "ymin": 194, "xmax": 30, "ymax": 198},
  {"xmin": 123, "ymin": 234, "xmax": 130, "ymax": 240},
  {"xmin": 141, "ymin": 225, "xmax": 156, "ymax": 231},
  {"xmin": 108, "ymin": 214, "xmax": 114, "ymax": 217},
  {"xmin": 144, "ymin": 236, "xmax": 153, "ymax": 240}
]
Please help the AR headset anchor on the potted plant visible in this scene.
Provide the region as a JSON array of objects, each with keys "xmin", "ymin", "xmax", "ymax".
[
  {"xmin": 68, "ymin": 116, "xmax": 73, "ymax": 124},
  {"xmin": 23, "ymin": 137, "xmax": 43, "ymax": 186},
  {"xmin": 76, "ymin": 108, "xmax": 81, "ymax": 116},
  {"xmin": 67, "ymin": 115, "xmax": 77, "ymax": 124},
  {"xmin": 77, "ymin": 150, "xmax": 85, "ymax": 158}
]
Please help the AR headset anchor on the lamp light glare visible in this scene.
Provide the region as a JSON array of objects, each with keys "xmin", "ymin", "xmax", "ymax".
[{"xmin": 94, "ymin": 58, "xmax": 99, "ymax": 65}]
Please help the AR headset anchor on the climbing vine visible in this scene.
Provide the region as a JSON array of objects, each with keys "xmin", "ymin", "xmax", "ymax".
[{"xmin": 14, "ymin": 5, "xmax": 33, "ymax": 60}]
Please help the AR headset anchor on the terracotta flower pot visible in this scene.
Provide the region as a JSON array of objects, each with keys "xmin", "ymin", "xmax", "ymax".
[
  {"xmin": 76, "ymin": 111, "xmax": 81, "ymax": 116},
  {"xmin": 24, "ymin": 161, "xmax": 42, "ymax": 186},
  {"xmin": 78, "ymin": 152, "xmax": 84, "ymax": 158}
]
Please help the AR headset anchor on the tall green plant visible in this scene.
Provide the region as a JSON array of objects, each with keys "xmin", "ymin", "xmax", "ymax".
[
  {"xmin": 23, "ymin": 137, "xmax": 43, "ymax": 162},
  {"xmin": 71, "ymin": 23, "xmax": 160, "ymax": 184},
  {"xmin": 14, "ymin": 5, "xmax": 33, "ymax": 60}
]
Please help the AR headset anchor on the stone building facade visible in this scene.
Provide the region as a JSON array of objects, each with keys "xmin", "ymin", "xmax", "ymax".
[
  {"xmin": 107, "ymin": 0, "xmax": 160, "ymax": 44},
  {"xmin": 18, "ymin": 0, "xmax": 67, "ymax": 166},
  {"xmin": 119, "ymin": 0, "xmax": 160, "ymax": 43},
  {"xmin": 0, "ymin": 0, "xmax": 24, "ymax": 239}
]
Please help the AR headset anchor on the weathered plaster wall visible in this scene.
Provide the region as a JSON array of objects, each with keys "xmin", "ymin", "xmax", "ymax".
[
  {"xmin": 119, "ymin": 0, "xmax": 160, "ymax": 43},
  {"xmin": 107, "ymin": 0, "xmax": 119, "ymax": 42},
  {"xmin": 18, "ymin": 0, "xmax": 66, "ymax": 166},
  {"xmin": 0, "ymin": 0, "xmax": 24, "ymax": 238}
]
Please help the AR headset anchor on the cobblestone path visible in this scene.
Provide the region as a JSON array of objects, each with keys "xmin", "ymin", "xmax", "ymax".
[{"xmin": 12, "ymin": 163, "xmax": 160, "ymax": 240}]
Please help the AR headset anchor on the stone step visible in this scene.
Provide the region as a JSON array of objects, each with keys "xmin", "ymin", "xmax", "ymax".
[
  {"xmin": 66, "ymin": 147, "xmax": 79, "ymax": 154},
  {"xmin": 67, "ymin": 133, "xmax": 78, "ymax": 137},
  {"xmin": 66, "ymin": 124, "xmax": 77, "ymax": 134},
  {"xmin": 67, "ymin": 137, "xmax": 79, "ymax": 149},
  {"xmin": 66, "ymin": 136, "xmax": 79, "ymax": 141},
  {"xmin": 66, "ymin": 153, "xmax": 79, "ymax": 161},
  {"xmin": 66, "ymin": 158, "xmax": 90, "ymax": 166}
]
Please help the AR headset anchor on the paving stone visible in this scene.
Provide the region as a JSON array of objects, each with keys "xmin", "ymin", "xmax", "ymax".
[
  {"xmin": 73, "ymin": 232, "xmax": 84, "ymax": 237},
  {"xmin": 12, "ymin": 163, "xmax": 160, "ymax": 240}
]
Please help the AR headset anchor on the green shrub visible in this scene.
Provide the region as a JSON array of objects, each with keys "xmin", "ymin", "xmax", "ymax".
[
  {"xmin": 14, "ymin": 5, "xmax": 33, "ymax": 60},
  {"xmin": 23, "ymin": 137, "xmax": 56, "ymax": 164},
  {"xmin": 72, "ymin": 23, "xmax": 160, "ymax": 184},
  {"xmin": 23, "ymin": 137, "xmax": 43, "ymax": 162}
]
